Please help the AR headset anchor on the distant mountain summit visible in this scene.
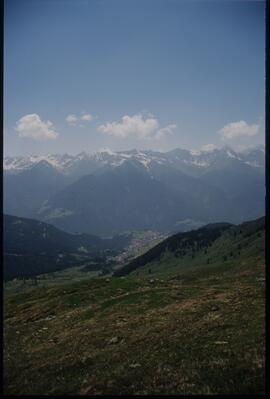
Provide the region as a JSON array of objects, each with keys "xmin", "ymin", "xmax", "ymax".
[
  {"xmin": 4, "ymin": 160, "xmax": 72, "ymax": 218},
  {"xmin": 4, "ymin": 145, "xmax": 265, "ymax": 176},
  {"xmin": 4, "ymin": 146, "xmax": 265, "ymax": 235}
]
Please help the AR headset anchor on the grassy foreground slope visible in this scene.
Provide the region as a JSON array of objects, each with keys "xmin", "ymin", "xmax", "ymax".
[
  {"xmin": 4, "ymin": 220, "xmax": 265, "ymax": 395},
  {"xmin": 114, "ymin": 217, "xmax": 265, "ymax": 278}
]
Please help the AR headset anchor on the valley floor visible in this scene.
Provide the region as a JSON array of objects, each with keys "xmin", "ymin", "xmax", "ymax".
[{"xmin": 4, "ymin": 257, "xmax": 265, "ymax": 395}]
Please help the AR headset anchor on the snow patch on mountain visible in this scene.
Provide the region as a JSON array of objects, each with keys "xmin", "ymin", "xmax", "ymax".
[
  {"xmin": 184, "ymin": 159, "xmax": 210, "ymax": 167},
  {"xmin": 4, "ymin": 145, "xmax": 264, "ymax": 176},
  {"xmin": 245, "ymin": 160, "xmax": 261, "ymax": 168}
]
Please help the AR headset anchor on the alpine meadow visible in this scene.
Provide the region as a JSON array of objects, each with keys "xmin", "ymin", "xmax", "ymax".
[{"xmin": 3, "ymin": 0, "xmax": 266, "ymax": 395}]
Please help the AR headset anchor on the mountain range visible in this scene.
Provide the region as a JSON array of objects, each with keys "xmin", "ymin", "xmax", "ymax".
[
  {"xmin": 4, "ymin": 145, "xmax": 265, "ymax": 176},
  {"xmin": 4, "ymin": 146, "xmax": 265, "ymax": 235}
]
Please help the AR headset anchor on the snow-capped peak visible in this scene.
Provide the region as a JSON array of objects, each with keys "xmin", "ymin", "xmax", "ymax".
[
  {"xmin": 200, "ymin": 144, "xmax": 218, "ymax": 153},
  {"xmin": 190, "ymin": 149, "xmax": 201, "ymax": 156},
  {"xmin": 4, "ymin": 145, "xmax": 264, "ymax": 176},
  {"xmin": 97, "ymin": 147, "xmax": 117, "ymax": 156}
]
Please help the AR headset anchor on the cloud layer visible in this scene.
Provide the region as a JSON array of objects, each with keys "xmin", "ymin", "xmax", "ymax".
[
  {"xmin": 219, "ymin": 120, "xmax": 260, "ymax": 140},
  {"xmin": 15, "ymin": 114, "xmax": 58, "ymax": 140},
  {"xmin": 98, "ymin": 114, "xmax": 176, "ymax": 140},
  {"xmin": 66, "ymin": 113, "xmax": 94, "ymax": 126}
]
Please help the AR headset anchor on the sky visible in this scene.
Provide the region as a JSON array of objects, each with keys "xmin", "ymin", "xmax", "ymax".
[{"xmin": 4, "ymin": 0, "xmax": 265, "ymax": 156}]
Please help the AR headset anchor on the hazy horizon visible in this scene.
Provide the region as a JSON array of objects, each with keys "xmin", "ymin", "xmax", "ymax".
[{"xmin": 3, "ymin": 142, "xmax": 266, "ymax": 159}]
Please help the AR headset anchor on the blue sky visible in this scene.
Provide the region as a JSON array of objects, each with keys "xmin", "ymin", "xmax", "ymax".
[{"xmin": 4, "ymin": 0, "xmax": 265, "ymax": 156}]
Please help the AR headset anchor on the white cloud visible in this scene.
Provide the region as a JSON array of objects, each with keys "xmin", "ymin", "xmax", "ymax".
[
  {"xmin": 98, "ymin": 113, "xmax": 176, "ymax": 140},
  {"xmin": 81, "ymin": 113, "xmax": 94, "ymax": 121},
  {"xmin": 98, "ymin": 114, "xmax": 158, "ymax": 139},
  {"xmin": 15, "ymin": 114, "xmax": 58, "ymax": 140},
  {"xmin": 66, "ymin": 114, "xmax": 78, "ymax": 125},
  {"xmin": 66, "ymin": 113, "xmax": 94, "ymax": 125},
  {"xmin": 155, "ymin": 123, "xmax": 177, "ymax": 140},
  {"xmin": 218, "ymin": 120, "xmax": 260, "ymax": 140},
  {"xmin": 200, "ymin": 143, "xmax": 217, "ymax": 152}
]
